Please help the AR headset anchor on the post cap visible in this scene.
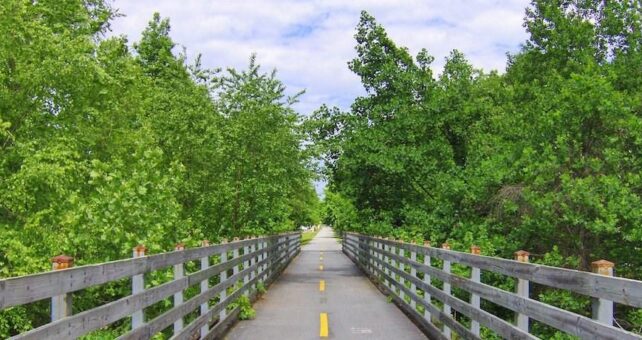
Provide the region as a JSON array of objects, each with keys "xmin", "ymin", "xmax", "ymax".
[
  {"xmin": 133, "ymin": 244, "xmax": 147, "ymax": 256},
  {"xmin": 592, "ymin": 260, "xmax": 614, "ymax": 276},
  {"xmin": 202, "ymin": 240, "xmax": 210, "ymax": 247},
  {"xmin": 423, "ymin": 240, "xmax": 431, "ymax": 247},
  {"xmin": 233, "ymin": 237, "xmax": 239, "ymax": 242},
  {"xmin": 470, "ymin": 245, "xmax": 481, "ymax": 255},
  {"xmin": 51, "ymin": 255, "xmax": 74, "ymax": 269},
  {"xmin": 175, "ymin": 243, "xmax": 185, "ymax": 251},
  {"xmin": 514, "ymin": 250, "xmax": 530, "ymax": 262},
  {"xmin": 591, "ymin": 259, "xmax": 614, "ymax": 268},
  {"xmin": 442, "ymin": 242, "xmax": 450, "ymax": 250}
]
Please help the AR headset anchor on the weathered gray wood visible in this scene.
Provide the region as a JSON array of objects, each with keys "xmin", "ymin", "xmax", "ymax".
[
  {"xmin": 14, "ymin": 276, "xmax": 188, "ymax": 340},
  {"xmin": 423, "ymin": 243, "xmax": 432, "ymax": 323},
  {"xmin": 352, "ymin": 233, "xmax": 642, "ymax": 308},
  {"xmin": 243, "ymin": 244, "xmax": 250, "ymax": 297},
  {"xmin": 173, "ymin": 246, "xmax": 185, "ymax": 334},
  {"xmin": 131, "ymin": 247, "xmax": 145, "ymax": 330},
  {"xmin": 361, "ymin": 240, "xmax": 642, "ymax": 340},
  {"xmin": 346, "ymin": 241, "xmax": 537, "ymax": 340},
  {"xmin": 233, "ymin": 243, "xmax": 240, "ymax": 275},
  {"xmin": 470, "ymin": 263, "xmax": 480, "ymax": 336},
  {"xmin": 219, "ymin": 244, "xmax": 229, "ymax": 323},
  {"xmin": 369, "ymin": 250, "xmax": 536, "ymax": 340},
  {"xmin": 170, "ymin": 270, "xmax": 259, "ymax": 340},
  {"xmin": 250, "ymin": 240, "xmax": 257, "ymax": 287},
  {"xmin": 50, "ymin": 292, "xmax": 71, "ymax": 322},
  {"xmin": 377, "ymin": 267, "xmax": 478, "ymax": 340},
  {"xmin": 410, "ymin": 247, "xmax": 417, "ymax": 310},
  {"xmin": 442, "ymin": 244, "xmax": 452, "ymax": 339},
  {"xmin": 9, "ymin": 236, "xmax": 293, "ymax": 340},
  {"xmin": 592, "ymin": 261, "xmax": 615, "ymax": 327},
  {"xmin": 354, "ymin": 249, "xmax": 448, "ymax": 340},
  {"xmin": 398, "ymin": 245, "xmax": 407, "ymax": 303},
  {"xmin": 204, "ymin": 307, "xmax": 239, "ymax": 340},
  {"xmin": 119, "ymin": 260, "xmax": 264, "ymax": 340},
  {"xmin": 515, "ymin": 252, "xmax": 530, "ymax": 333},
  {"xmin": 344, "ymin": 242, "xmax": 476, "ymax": 340},
  {"xmin": 0, "ymin": 233, "xmax": 297, "ymax": 309},
  {"xmin": 200, "ymin": 244, "xmax": 210, "ymax": 339}
]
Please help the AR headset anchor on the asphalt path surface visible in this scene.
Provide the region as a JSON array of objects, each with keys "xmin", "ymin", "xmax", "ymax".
[{"xmin": 225, "ymin": 227, "xmax": 426, "ymax": 339}]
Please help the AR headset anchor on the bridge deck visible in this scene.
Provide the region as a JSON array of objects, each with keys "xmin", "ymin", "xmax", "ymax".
[{"xmin": 226, "ymin": 227, "xmax": 426, "ymax": 339}]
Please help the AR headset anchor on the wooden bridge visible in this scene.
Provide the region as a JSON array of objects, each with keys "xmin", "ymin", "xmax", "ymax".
[{"xmin": 1, "ymin": 228, "xmax": 641, "ymax": 339}]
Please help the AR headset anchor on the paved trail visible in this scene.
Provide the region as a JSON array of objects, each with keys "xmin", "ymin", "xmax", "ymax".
[{"xmin": 226, "ymin": 227, "xmax": 426, "ymax": 339}]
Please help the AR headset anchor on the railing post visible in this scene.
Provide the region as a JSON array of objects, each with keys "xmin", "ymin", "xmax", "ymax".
[
  {"xmin": 255, "ymin": 237, "xmax": 262, "ymax": 283},
  {"xmin": 377, "ymin": 237, "xmax": 383, "ymax": 276},
  {"xmin": 250, "ymin": 238, "xmax": 256, "ymax": 290},
  {"xmin": 515, "ymin": 250, "xmax": 530, "ymax": 332},
  {"xmin": 284, "ymin": 235, "xmax": 289, "ymax": 264},
  {"xmin": 470, "ymin": 245, "xmax": 481, "ymax": 336},
  {"xmin": 383, "ymin": 238, "xmax": 391, "ymax": 289},
  {"xmin": 360, "ymin": 236, "xmax": 366, "ymax": 267},
  {"xmin": 219, "ymin": 239, "xmax": 228, "ymax": 322},
  {"xmin": 368, "ymin": 237, "xmax": 374, "ymax": 275},
  {"xmin": 277, "ymin": 235, "xmax": 283, "ymax": 270},
  {"xmin": 233, "ymin": 238, "xmax": 240, "ymax": 276},
  {"xmin": 410, "ymin": 241, "xmax": 417, "ymax": 310},
  {"xmin": 265, "ymin": 236, "xmax": 271, "ymax": 279},
  {"xmin": 398, "ymin": 240, "xmax": 406, "ymax": 302},
  {"xmin": 258, "ymin": 237, "xmax": 265, "ymax": 282},
  {"xmin": 243, "ymin": 239, "xmax": 250, "ymax": 296},
  {"xmin": 263, "ymin": 237, "xmax": 269, "ymax": 280},
  {"xmin": 390, "ymin": 239, "xmax": 398, "ymax": 295},
  {"xmin": 267, "ymin": 237, "xmax": 274, "ymax": 280},
  {"xmin": 442, "ymin": 243, "xmax": 452, "ymax": 339},
  {"xmin": 51, "ymin": 255, "xmax": 74, "ymax": 321},
  {"xmin": 200, "ymin": 240, "xmax": 210, "ymax": 338},
  {"xmin": 132, "ymin": 245, "xmax": 146, "ymax": 329},
  {"xmin": 255, "ymin": 237, "xmax": 262, "ymax": 282},
  {"xmin": 423, "ymin": 241, "xmax": 431, "ymax": 322},
  {"xmin": 173, "ymin": 243, "xmax": 185, "ymax": 333},
  {"xmin": 591, "ymin": 260, "xmax": 614, "ymax": 326}
]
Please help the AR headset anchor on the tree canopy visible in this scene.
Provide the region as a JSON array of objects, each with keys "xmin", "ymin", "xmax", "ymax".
[
  {"xmin": 313, "ymin": 2, "xmax": 642, "ymax": 336},
  {"xmin": 0, "ymin": 1, "xmax": 319, "ymax": 336},
  {"xmin": 1, "ymin": 0, "xmax": 641, "ymax": 337}
]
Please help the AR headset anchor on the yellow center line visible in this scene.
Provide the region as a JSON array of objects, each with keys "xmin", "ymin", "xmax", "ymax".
[
  {"xmin": 319, "ymin": 280, "xmax": 325, "ymax": 292},
  {"xmin": 320, "ymin": 313, "xmax": 329, "ymax": 338},
  {"xmin": 319, "ymin": 264, "xmax": 324, "ymax": 271}
]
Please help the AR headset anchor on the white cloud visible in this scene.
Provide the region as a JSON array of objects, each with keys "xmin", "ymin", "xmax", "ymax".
[{"xmin": 108, "ymin": 0, "xmax": 531, "ymax": 117}]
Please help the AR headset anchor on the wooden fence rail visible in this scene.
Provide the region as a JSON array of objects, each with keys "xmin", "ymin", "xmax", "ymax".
[
  {"xmin": 0, "ymin": 232, "xmax": 301, "ymax": 339},
  {"xmin": 343, "ymin": 232, "xmax": 642, "ymax": 340}
]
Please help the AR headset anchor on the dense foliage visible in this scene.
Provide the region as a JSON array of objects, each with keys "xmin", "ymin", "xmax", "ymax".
[
  {"xmin": 312, "ymin": 1, "xmax": 642, "ymax": 336},
  {"xmin": 0, "ymin": 1, "xmax": 319, "ymax": 336},
  {"xmin": 2, "ymin": 0, "xmax": 641, "ymax": 337}
]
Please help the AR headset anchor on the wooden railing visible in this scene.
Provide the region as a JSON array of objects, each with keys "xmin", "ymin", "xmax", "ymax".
[
  {"xmin": 343, "ymin": 232, "xmax": 642, "ymax": 340},
  {"xmin": 0, "ymin": 232, "xmax": 301, "ymax": 339}
]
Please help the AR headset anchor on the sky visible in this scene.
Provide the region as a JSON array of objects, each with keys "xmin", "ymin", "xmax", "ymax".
[{"xmin": 107, "ymin": 0, "xmax": 532, "ymax": 196}]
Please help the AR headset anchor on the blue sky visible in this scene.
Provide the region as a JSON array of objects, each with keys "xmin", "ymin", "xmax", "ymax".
[{"xmin": 108, "ymin": 0, "xmax": 532, "ymax": 195}]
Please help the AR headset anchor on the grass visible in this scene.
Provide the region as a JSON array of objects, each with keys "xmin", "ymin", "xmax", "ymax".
[{"xmin": 301, "ymin": 228, "xmax": 320, "ymax": 246}]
